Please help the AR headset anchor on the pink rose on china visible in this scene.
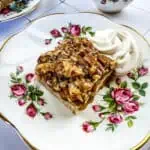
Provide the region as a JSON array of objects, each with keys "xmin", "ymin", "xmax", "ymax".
[
  {"xmin": 108, "ymin": 114, "xmax": 123, "ymax": 124},
  {"xmin": 38, "ymin": 98, "xmax": 46, "ymax": 106},
  {"xmin": 123, "ymin": 101, "xmax": 139, "ymax": 114},
  {"xmin": 50, "ymin": 29, "xmax": 62, "ymax": 38},
  {"xmin": 26, "ymin": 103, "xmax": 37, "ymax": 118},
  {"xmin": 45, "ymin": 39, "xmax": 52, "ymax": 45},
  {"xmin": 9, "ymin": 66, "xmax": 54, "ymax": 120},
  {"xmin": 69, "ymin": 24, "xmax": 81, "ymax": 36},
  {"xmin": 43, "ymin": 112, "xmax": 53, "ymax": 120},
  {"xmin": 11, "ymin": 84, "xmax": 26, "ymax": 97},
  {"xmin": 18, "ymin": 98, "xmax": 26, "ymax": 106},
  {"xmin": 16, "ymin": 66, "xmax": 23, "ymax": 73},
  {"xmin": 92, "ymin": 105, "xmax": 101, "ymax": 112},
  {"xmin": 138, "ymin": 67, "xmax": 149, "ymax": 76},
  {"xmin": 61, "ymin": 27, "xmax": 69, "ymax": 33},
  {"xmin": 98, "ymin": 112, "xmax": 105, "ymax": 119},
  {"xmin": 82, "ymin": 122, "xmax": 95, "ymax": 133},
  {"xmin": 111, "ymin": 88, "xmax": 133, "ymax": 105},
  {"xmin": 25, "ymin": 73, "xmax": 35, "ymax": 83}
]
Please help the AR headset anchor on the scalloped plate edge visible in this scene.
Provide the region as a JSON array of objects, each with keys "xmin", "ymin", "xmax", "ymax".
[{"xmin": 0, "ymin": 12, "xmax": 150, "ymax": 150}]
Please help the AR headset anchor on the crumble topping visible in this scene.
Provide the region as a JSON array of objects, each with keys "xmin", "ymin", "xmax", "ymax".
[{"xmin": 36, "ymin": 37, "xmax": 116, "ymax": 110}]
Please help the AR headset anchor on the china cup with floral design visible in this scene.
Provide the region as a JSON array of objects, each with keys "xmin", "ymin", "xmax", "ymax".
[{"xmin": 93, "ymin": 0, "xmax": 134, "ymax": 13}]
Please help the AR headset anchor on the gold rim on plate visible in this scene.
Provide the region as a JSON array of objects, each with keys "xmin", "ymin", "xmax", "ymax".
[
  {"xmin": 0, "ymin": 12, "xmax": 150, "ymax": 150},
  {"xmin": 0, "ymin": 113, "xmax": 37, "ymax": 150}
]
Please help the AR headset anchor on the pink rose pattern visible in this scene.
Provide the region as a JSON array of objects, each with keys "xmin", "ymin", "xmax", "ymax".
[
  {"xmin": 123, "ymin": 101, "xmax": 139, "ymax": 114},
  {"xmin": 82, "ymin": 66, "xmax": 149, "ymax": 132},
  {"xmin": 8, "ymin": 50, "xmax": 148, "ymax": 131},
  {"xmin": 18, "ymin": 98, "xmax": 26, "ymax": 106},
  {"xmin": 25, "ymin": 73, "xmax": 35, "ymax": 83},
  {"xmin": 38, "ymin": 98, "xmax": 46, "ymax": 106},
  {"xmin": 61, "ymin": 27, "xmax": 68, "ymax": 33},
  {"xmin": 26, "ymin": 103, "xmax": 37, "ymax": 118},
  {"xmin": 111, "ymin": 88, "xmax": 132, "ymax": 105},
  {"xmin": 9, "ymin": 66, "xmax": 53, "ymax": 120},
  {"xmin": 138, "ymin": 67, "xmax": 149, "ymax": 76},
  {"xmin": 45, "ymin": 39, "xmax": 52, "ymax": 45},
  {"xmin": 69, "ymin": 25, "xmax": 81, "ymax": 36},
  {"xmin": 50, "ymin": 29, "xmax": 62, "ymax": 38},
  {"xmin": 45, "ymin": 23, "xmax": 95, "ymax": 45},
  {"xmin": 11, "ymin": 84, "xmax": 26, "ymax": 97},
  {"xmin": 127, "ymin": 66, "xmax": 149, "ymax": 80},
  {"xmin": 82, "ymin": 122, "xmax": 95, "ymax": 133},
  {"xmin": 108, "ymin": 114, "xmax": 123, "ymax": 124},
  {"xmin": 92, "ymin": 105, "xmax": 101, "ymax": 112},
  {"xmin": 16, "ymin": 66, "xmax": 23, "ymax": 73},
  {"xmin": 42, "ymin": 112, "xmax": 53, "ymax": 120}
]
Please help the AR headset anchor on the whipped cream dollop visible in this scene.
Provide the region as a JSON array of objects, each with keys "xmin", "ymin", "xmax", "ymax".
[{"xmin": 89, "ymin": 29, "xmax": 142, "ymax": 76}]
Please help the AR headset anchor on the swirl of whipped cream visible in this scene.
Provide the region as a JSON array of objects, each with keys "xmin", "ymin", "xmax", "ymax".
[{"xmin": 89, "ymin": 29, "xmax": 142, "ymax": 76}]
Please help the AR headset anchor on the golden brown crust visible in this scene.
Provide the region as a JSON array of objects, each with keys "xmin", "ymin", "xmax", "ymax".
[{"xmin": 35, "ymin": 36, "xmax": 116, "ymax": 113}]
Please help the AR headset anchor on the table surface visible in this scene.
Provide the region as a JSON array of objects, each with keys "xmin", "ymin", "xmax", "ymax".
[{"xmin": 0, "ymin": 0, "xmax": 150, "ymax": 149}]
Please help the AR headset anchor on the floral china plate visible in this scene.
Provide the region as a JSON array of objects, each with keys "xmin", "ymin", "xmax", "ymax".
[
  {"xmin": 0, "ymin": 13, "xmax": 150, "ymax": 150},
  {"xmin": 0, "ymin": 0, "xmax": 40, "ymax": 22}
]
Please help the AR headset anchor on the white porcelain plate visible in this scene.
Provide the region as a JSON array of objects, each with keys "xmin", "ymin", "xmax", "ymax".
[
  {"xmin": 0, "ymin": 13, "xmax": 150, "ymax": 150},
  {"xmin": 0, "ymin": 0, "xmax": 40, "ymax": 22}
]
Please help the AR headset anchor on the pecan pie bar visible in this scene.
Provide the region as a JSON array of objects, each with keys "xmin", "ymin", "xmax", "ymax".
[{"xmin": 35, "ymin": 37, "xmax": 116, "ymax": 114}]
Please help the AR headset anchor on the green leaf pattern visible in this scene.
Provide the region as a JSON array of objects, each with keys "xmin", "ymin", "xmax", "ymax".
[
  {"xmin": 83, "ymin": 66, "xmax": 149, "ymax": 133},
  {"xmin": 9, "ymin": 66, "xmax": 51, "ymax": 119}
]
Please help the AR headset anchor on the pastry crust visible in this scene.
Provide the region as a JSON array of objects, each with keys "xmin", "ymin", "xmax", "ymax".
[{"xmin": 35, "ymin": 37, "xmax": 116, "ymax": 114}]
